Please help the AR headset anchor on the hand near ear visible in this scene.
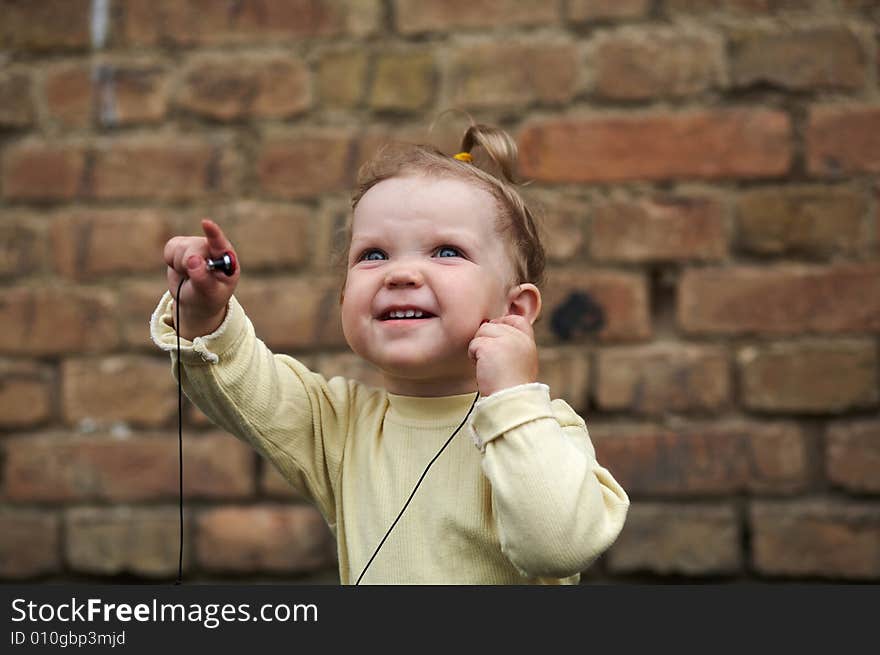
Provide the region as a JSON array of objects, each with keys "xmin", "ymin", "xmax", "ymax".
[{"xmin": 468, "ymin": 315, "xmax": 539, "ymax": 397}]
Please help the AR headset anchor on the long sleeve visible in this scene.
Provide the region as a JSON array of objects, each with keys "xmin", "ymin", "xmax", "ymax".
[
  {"xmin": 468, "ymin": 383, "xmax": 629, "ymax": 578},
  {"xmin": 149, "ymin": 291, "xmax": 372, "ymax": 524}
]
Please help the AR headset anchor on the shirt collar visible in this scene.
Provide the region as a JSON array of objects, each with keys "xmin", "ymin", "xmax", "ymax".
[{"xmin": 386, "ymin": 390, "xmax": 480, "ymax": 425}]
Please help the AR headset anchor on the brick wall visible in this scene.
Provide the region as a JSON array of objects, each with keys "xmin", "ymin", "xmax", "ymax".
[{"xmin": 1, "ymin": 0, "xmax": 878, "ymax": 583}]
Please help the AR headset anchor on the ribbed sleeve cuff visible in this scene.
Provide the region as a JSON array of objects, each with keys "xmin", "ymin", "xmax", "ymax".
[
  {"xmin": 468, "ymin": 383, "xmax": 554, "ymax": 452},
  {"xmin": 149, "ymin": 291, "xmax": 244, "ymax": 364}
]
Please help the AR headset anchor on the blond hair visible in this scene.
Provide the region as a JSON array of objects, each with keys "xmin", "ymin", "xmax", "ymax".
[{"xmin": 343, "ymin": 123, "xmax": 546, "ymax": 293}]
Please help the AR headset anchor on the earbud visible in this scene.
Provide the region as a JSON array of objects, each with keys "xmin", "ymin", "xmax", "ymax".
[{"xmin": 206, "ymin": 252, "xmax": 236, "ymax": 276}]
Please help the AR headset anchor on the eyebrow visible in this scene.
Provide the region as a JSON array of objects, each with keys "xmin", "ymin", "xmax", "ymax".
[{"xmin": 350, "ymin": 229, "xmax": 480, "ymax": 248}]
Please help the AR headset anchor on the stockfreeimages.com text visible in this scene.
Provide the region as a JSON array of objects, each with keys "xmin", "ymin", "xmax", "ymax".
[{"xmin": 11, "ymin": 597, "xmax": 317, "ymax": 630}]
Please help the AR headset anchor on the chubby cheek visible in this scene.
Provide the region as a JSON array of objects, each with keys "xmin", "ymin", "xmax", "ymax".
[
  {"xmin": 339, "ymin": 285, "xmax": 369, "ymax": 352},
  {"xmin": 440, "ymin": 287, "xmax": 500, "ymax": 341},
  {"xmin": 445, "ymin": 316, "xmax": 483, "ymax": 352},
  {"xmin": 340, "ymin": 303, "xmax": 355, "ymax": 346}
]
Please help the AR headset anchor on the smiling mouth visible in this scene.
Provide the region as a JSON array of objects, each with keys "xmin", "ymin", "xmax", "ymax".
[
  {"xmin": 379, "ymin": 310, "xmax": 436, "ymax": 321},
  {"xmin": 379, "ymin": 315, "xmax": 437, "ymax": 323}
]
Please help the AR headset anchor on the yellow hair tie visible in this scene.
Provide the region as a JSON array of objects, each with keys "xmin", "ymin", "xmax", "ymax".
[{"xmin": 453, "ymin": 152, "xmax": 473, "ymax": 163}]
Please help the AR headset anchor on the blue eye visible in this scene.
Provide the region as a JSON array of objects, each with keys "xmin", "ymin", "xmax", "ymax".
[
  {"xmin": 359, "ymin": 249, "xmax": 387, "ymax": 261},
  {"xmin": 435, "ymin": 246, "xmax": 462, "ymax": 258}
]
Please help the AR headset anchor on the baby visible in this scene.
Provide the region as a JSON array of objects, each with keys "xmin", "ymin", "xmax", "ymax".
[{"xmin": 151, "ymin": 122, "xmax": 629, "ymax": 584}]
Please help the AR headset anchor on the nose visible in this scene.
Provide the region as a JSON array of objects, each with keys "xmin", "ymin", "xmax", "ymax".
[{"xmin": 384, "ymin": 263, "xmax": 424, "ymax": 289}]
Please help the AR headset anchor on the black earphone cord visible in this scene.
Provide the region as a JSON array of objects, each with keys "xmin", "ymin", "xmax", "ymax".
[
  {"xmin": 174, "ymin": 275, "xmax": 480, "ymax": 586},
  {"xmin": 175, "ymin": 277, "xmax": 185, "ymax": 585}
]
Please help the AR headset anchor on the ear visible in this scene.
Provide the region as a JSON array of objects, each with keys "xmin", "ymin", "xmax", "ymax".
[{"xmin": 506, "ymin": 283, "xmax": 542, "ymax": 325}]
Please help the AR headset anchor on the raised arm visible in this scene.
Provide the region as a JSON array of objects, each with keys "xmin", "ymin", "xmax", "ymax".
[{"xmin": 154, "ymin": 219, "xmax": 357, "ymax": 522}]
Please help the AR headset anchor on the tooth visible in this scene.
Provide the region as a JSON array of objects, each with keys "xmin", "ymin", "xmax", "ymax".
[
  {"xmin": 414, "ymin": 311, "xmax": 423, "ymax": 318},
  {"xmin": 405, "ymin": 310, "xmax": 415, "ymax": 317}
]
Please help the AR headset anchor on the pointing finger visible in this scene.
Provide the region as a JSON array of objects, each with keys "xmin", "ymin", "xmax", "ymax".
[{"xmin": 201, "ymin": 218, "xmax": 233, "ymax": 257}]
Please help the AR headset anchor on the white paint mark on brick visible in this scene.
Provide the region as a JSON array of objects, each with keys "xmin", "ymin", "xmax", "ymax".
[
  {"xmin": 92, "ymin": 64, "xmax": 118, "ymax": 127},
  {"xmin": 90, "ymin": 0, "xmax": 110, "ymax": 50}
]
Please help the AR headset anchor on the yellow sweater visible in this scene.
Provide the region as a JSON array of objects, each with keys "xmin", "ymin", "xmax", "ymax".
[{"xmin": 151, "ymin": 293, "xmax": 629, "ymax": 584}]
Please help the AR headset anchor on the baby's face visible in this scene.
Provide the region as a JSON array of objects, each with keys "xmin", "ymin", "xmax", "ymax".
[{"xmin": 341, "ymin": 175, "xmax": 516, "ymax": 395}]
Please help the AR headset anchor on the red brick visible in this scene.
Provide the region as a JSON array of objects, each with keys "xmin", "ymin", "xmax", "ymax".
[
  {"xmin": 0, "ymin": 360, "xmax": 53, "ymax": 428},
  {"xmin": 827, "ymin": 420, "xmax": 880, "ymax": 494},
  {"xmin": 94, "ymin": 59, "xmax": 172, "ymax": 126},
  {"xmin": 0, "ymin": 211, "xmax": 48, "ymax": 277},
  {"xmin": 260, "ymin": 461, "xmax": 308, "ymax": 500},
  {"xmin": 188, "ymin": 404, "xmax": 214, "ymax": 428},
  {"xmin": 448, "ymin": 42, "xmax": 577, "ymax": 109},
  {"xmin": 841, "ymin": 0, "xmax": 880, "ymax": 9},
  {"xmin": 91, "ymin": 135, "xmax": 240, "ymax": 200},
  {"xmin": 50, "ymin": 208, "xmax": 172, "ymax": 280},
  {"xmin": 176, "ymin": 54, "xmax": 310, "ymax": 120},
  {"xmin": 750, "ymin": 500, "xmax": 880, "ymax": 579},
  {"xmin": 537, "ymin": 346, "xmax": 591, "ymax": 413},
  {"xmin": 591, "ymin": 194, "xmax": 727, "ymax": 262},
  {"xmin": 355, "ymin": 125, "xmax": 434, "ymax": 171},
  {"xmin": 591, "ymin": 421, "xmax": 812, "ymax": 496},
  {"xmin": 665, "ymin": 0, "xmax": 825, "ymax": 12},
  {"xmin": 119, "ymin": 281, "xmax": 169, "ymax": 351},
  {"xmin": 395, "ymin": 0, "xmax": 558, "ymax": 34},
  {"xmin": 345, "ymin": 0, "xmax": 382, "ymax": 36},
  {"xmin": 123, "ymin": 0, "xmax": 345, "ymax": 45},
  {"xmin": 65, "ymin": 507, "xmax": 188, "ymax": 577},
  {"xmin": 746, "ymin": 425, "xmax": 815, "ymax": 494},
  {"xmin": 607, "ymin": 503, "xmax": 741, "ymax": 576},
  {"xmin": 0, "ymin": 510, "xmax": 60, "ymax": 579},
  {"xmin": 311, "ymin": 202, "xmax": 355, "ymax": 283},
  {"xmin": 44, "ymin": 62, "xmax": 91, "ymax": 128},
  {"xmin": 1, "ymin": 141, "xmax": 87, "ymax": 200},
  {"xmin": 0, "ymin": 0, "xmax": 90, "ymax": 51},
  {"xmin": 738, "ymin": 341, "xmax": 878, "ymax": 414},
  {"xmin": 0, "ymin": 286, "xmax": 118, "ymax": 355},
  {"xmin": 568, "ymin": 0, "xmax": 651, "ymax": 21},
  {"xmin": 318, "ymin": 49, "xmax": 368, "ymax": 109},
  {"xmin": 538, "ymin": 269, "xmax": 651, "ymax": 343},
  {"xmin": 236, "ymin": 277, "xmax": 346, "ymax": 351},
  {"xmin": 257, "ymin": 130, "xmax": 355, "ymax": 199},
  {"xmin": 522, "ymin": 191, "xmax": 587, "ymax": 262},
  {"xmin": 807, "ymin": 105, "xmax": 880, "ymax": 176},
  {"xmin": 731, "ymin": 28, "xmax": 866, "ymax": 91},
  {"xmin": 61, "ymin": 356, "xmax": 177, "ymax": 428},
  {"xmin": 597, "ymin": 344, "xmax": 730, "ymax": 414},
  {"xmin": 46, "ymin": 60, "xmax": 171, "ymax": 128},
  {"xmin": 196, "ymin": 506, "xmax": 336, "ymax": 573},
  {"xmin": 0, "ymin": 70, "xmax": 35, "ymax": 127},
  {"xmin": 679, "ymin": 264, "xmax": 880, "ymax": 335},
  {"xmin": 369, "ymin": 51, "xmax": 435, "ymax": 111},
  {"xmin": 736, "ymin": 186, "xmax": 869, "ymax": 258},
  {"xmin": 222, "ymin": 202, "xmax": 313, "ymax": 271},
  {"xmin": 592, "ymin": 28, "xmax": 723, "ymax": 100},
  {"xmin": 3, "ymin": 432, "xmax": 254, "ymax": 502},
  {"xmin": 519, "ymin": 110, "xmax": 791, "ymax": 183},
  {"xmin": 172, "ymin": 432, "xmax": 256, "ymax": 499}
]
